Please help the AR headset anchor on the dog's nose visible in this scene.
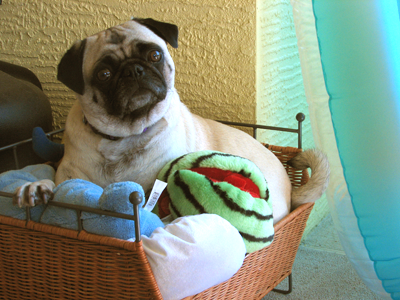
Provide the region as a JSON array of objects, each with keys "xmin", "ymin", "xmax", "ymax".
[
  {"xmin": 123, "ymin": 64, "xmax": 144, "ymax": 78},
  {"xmin": 134, "ymin": 64, "xmax": 144, "ymax": 77}
]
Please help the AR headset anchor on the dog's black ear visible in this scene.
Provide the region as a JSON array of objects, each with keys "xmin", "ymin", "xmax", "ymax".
[
  {"xmin": 134, "ymin": 18, "xmax": 178, "ymax": 49},
  {"xmin": 57, "ymin": 39, "xmax": 87, "ymax": 95}
]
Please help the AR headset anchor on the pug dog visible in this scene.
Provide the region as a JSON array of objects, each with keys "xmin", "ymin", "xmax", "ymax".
[{"xmin": 13, "ymin": 18, "xmax": 329, "ymax": 223}]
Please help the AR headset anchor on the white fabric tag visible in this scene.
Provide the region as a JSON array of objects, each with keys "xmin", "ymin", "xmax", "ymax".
[{"xmin": 144, "ymin": 179, "xmax": 167, "ymax": 211}]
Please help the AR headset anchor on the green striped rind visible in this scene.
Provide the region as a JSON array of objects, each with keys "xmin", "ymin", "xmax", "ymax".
[
  {"xmin": 158, "ymin": 150, "xmax": 268, "ymax": 199},
  {"xmin": 168, "ymin": 170, "xmax": 273, "ymax": 253},
  {"xmin": 158, "ymin": 151, "xmax": 274, "ymax": 253}
]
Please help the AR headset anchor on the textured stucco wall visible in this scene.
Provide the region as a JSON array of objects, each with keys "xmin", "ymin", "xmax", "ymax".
[
  {"xmin": 257, "ymin": 0, "xmax": 311, "ymax": 147},
  {"xmin": 0, "ymin": 0, "xmax": 327, "ymax": 234},
  {"xmin": 0, "ymin": 0, "xmax": 257, "ymax": 129}
]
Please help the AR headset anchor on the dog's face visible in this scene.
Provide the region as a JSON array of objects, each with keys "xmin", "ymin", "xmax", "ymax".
[{"xmin": 58, "ymin": 18, "xmax": 179, "ymax": 137}]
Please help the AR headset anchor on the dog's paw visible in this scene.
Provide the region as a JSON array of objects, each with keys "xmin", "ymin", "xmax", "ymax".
[{"xmin": 13, "ymin": 179, "xmax": 55, "ymax": 208}]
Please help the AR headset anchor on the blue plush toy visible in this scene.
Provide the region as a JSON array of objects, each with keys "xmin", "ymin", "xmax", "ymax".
[
  {"xmin": 0, "ymin": 165, "xmax": 164, "ymax": 240},
  {"xmin": 32, "ymin": 127, "xmax": 64, "ymax": 162},
  {"xmin": 41, "ymin": 179, "xmax": 164, "ymax": 239}
]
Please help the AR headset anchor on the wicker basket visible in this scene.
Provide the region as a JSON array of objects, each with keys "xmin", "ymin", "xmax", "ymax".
[{"xmin": 0, "ymin": 145, "xmax": 312, "ymax": 300}]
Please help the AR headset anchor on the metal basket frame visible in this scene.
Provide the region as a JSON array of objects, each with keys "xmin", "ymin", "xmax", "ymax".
[{"xmin": 0, "ymin": 113, "xmax": 308, "ymax": 299}]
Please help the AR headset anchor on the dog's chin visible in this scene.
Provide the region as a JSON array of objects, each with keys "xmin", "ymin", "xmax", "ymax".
[
  {"xmin": 97, "ymin": 76, "xmax": 166, "ymax": 119},
  {"xmin": 107, "ymin": 92, "xmax": 156, "ymax": 118},
  {"xmin": 81, "ymin": 91, "xmax": 172, "ymax": 138}
]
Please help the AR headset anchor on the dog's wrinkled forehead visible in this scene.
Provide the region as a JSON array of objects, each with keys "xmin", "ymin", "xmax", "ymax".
[
  {"xmin": 104, "ymin": 26, "xmax": 128, "ymax": 45},
  {"xmin": 84, "ymin": 21, "xmax": 168, "ymax": 69}
]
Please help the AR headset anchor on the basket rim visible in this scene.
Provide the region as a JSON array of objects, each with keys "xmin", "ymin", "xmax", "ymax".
[{"xmin": 0, "ymin": 202, "xmax": 314, "ymax": 253}]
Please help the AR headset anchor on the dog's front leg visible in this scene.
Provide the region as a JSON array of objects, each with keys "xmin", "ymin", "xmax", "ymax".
[{"xmin": 13, "ymin": 179, "xmax": 55, "ymax": 208}]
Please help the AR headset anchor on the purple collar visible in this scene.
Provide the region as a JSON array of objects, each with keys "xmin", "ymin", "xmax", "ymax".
[{"xmin": 83, "ymin": 116, "xmax": 148, "ymax": 141}]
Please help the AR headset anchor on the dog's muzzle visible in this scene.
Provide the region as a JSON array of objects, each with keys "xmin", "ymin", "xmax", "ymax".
[{"xmin": 116, "ymin": 60, "xmax": 167, "ymax": 99}]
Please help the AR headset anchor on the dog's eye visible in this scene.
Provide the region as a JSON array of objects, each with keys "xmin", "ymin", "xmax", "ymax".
[
  {"xmin": 148, "ymin": 50, "xmax": 162, "ymax": 63},
  {"xmin": 97, "ymin": 69, "xmax": 112, "ymax": 81}
]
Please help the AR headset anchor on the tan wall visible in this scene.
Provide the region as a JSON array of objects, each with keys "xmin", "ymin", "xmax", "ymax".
[
  {"xmin": 0, "ymin": 0, "xmax": 328, "ymax": 235},
  {"xmin": 0, "ymin": 0, "xmax": 257, "ymax": 129}
]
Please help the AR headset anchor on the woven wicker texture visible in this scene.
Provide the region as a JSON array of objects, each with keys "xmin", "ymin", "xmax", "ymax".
[
  {"xmin": 0, "ymin": 216, "xmax": 163, "ymax": 300},
  {"xmin": 0, "ymin": 145, "xmax": 311, "ymax": 300},
  {"xmin": 266, "ymin": 144, "xmax": 310, "ymax": 188},
  {"xmin": 182, "ymin": 203, "xmax": 313, "ymax": 300}
]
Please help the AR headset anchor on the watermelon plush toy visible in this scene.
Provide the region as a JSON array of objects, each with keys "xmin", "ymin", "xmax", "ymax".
[{"xmin": 157, "ymin": 150, "xmax": 274, "ymax": 253}]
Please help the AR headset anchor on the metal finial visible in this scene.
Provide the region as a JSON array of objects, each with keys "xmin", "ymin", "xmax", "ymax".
[
  {"xmin": 296, "ymin": 113, "xmax": 306, "ymax": 122},
  {"xmin": 129, "ymin": 191, "xmax": 142, "ymax": 242}
]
